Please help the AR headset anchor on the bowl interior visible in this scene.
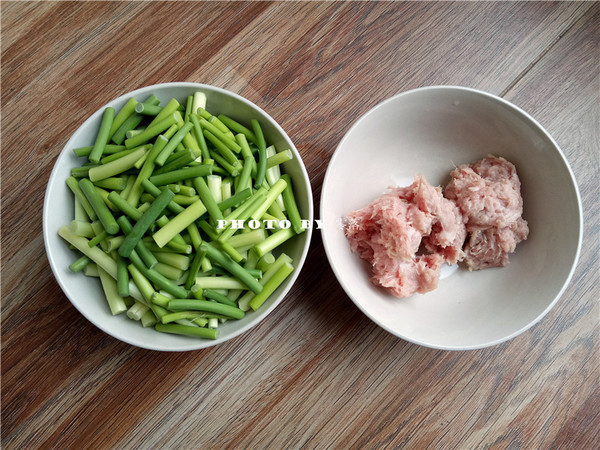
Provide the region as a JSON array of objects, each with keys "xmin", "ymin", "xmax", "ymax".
[
  {"xmin": 43, "ymin": 83, "xmax": 313, "ymax": 351},
  {"xmin": 321, "ymin": 86, "xmax": 582, "ymax": 350}
]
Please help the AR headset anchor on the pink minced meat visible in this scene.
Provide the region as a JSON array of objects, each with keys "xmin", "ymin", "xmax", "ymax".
[
  {"xmin": 445, "ymin": 155, "xmax": 529, "ymax": 270},
  {"xmin": 344, "ymin": 175, "xmax": 466, "ymax": 298}
]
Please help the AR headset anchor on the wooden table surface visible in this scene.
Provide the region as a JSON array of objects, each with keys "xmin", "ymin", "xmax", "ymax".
[{"xmin": 2, "ymin": 2, "xmax": 599, "ymax": 448}]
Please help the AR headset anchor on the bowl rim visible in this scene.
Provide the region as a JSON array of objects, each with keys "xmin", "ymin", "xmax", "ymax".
[
  {"xmin": 43, "ymin": 82, "xmax": 314, "ymax": 351},
  {"xmin": 320, "ymin": 85, "xmax": 583, "ymax": 351}
]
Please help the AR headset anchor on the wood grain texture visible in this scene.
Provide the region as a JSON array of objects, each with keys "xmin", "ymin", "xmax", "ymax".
[{"xmin": 1, "ymin": 2, "xmax": 598, "ymax": 448}]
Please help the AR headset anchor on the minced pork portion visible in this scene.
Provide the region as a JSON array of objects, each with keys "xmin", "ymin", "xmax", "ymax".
[
  {"xmin": 344, "ymin": 175, "xmax": 466, "ymax": 298},
  {"xmin": 344, "ymin": 154, "xmax": 529, "ymax": 298},
  {"xmin": 444, "ymin": 155, "xmax": 529, "ymax": 270}
]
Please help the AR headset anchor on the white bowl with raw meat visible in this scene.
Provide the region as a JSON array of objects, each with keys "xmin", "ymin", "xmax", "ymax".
[{"xmin": 321, "ymin": 86, "xmax": 582, "ymax": 350}]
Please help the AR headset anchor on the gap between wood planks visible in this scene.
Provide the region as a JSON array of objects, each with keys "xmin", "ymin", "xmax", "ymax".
[{"xmin": 500, "ymin": 4, "xmax": 595, "ymax": 98}]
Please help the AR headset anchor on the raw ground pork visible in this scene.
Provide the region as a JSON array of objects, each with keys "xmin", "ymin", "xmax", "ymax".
[
  {"xmin": 344, "ymin": 175, "xmax": 466, "ymax": 298},
  {"xmin": 445, "ymin": 155, "xmax": 529, "ymax": 270}
]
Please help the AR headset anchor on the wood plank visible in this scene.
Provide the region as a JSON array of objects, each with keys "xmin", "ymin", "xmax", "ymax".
[{"xmin": 190, "ymin": 1, "xmax": 592, "ymax": 202}]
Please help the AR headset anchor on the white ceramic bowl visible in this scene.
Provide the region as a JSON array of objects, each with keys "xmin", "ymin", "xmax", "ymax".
[
  {"xmin": 43, "ymin": 82, "xmax": 313, "ymax": 351},
  {"xmin": 321, "ymin": 86, "xmax": 582, "ymax": 350}
]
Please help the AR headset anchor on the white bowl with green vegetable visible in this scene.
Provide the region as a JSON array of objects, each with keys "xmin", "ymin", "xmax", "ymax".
[{"xmin": 44, "ymin": 82, "xmax": 313, "ymax": 351}]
